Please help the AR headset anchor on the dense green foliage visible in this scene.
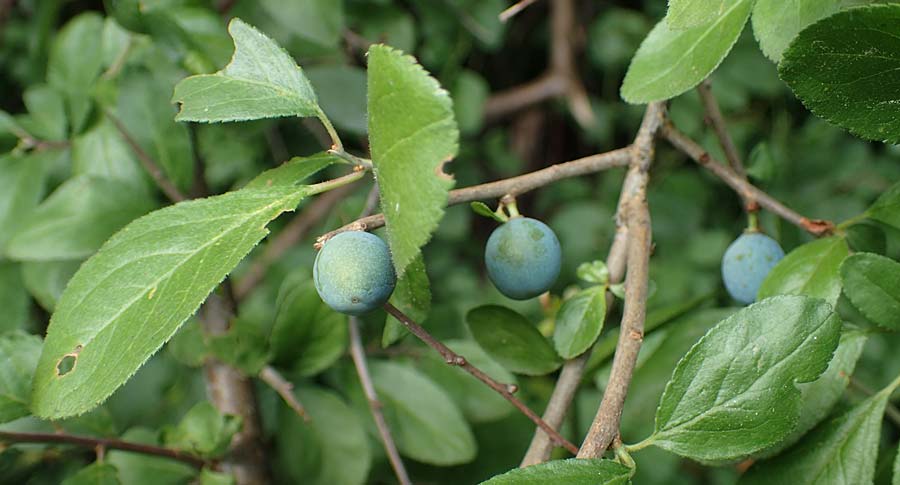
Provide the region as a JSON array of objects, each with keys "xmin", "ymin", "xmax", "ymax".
[{"xmin": 0, "ymin": 1, "xmax": 898, "ymax": 484}]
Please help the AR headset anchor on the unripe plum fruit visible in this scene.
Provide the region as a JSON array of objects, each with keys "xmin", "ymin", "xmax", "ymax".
[
  {"xmin": 314, "ymin": 231, "xmax": 397, "ymax": 315},
  {"xmin": 721, "ymin": 232, "xmax": 784, "ymax": 304},
  {"xmin": 485, "ymin": 217, "xmax": 562, "ymax": 300}
]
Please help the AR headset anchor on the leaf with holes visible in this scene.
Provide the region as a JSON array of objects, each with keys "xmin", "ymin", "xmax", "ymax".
[
  {"xmin": 840, "ymin": 253, "xmax": 900, "ymax": 330},
  {"xmin": 30, "ymin": 186, "xmax": 307, "ymax": 419},
  {"xmin": 367, "ymin": 44, "xmax": 457, "ymax": 276},
  {"xmin": 758, "ymin": 236, "xmax": 849, "ymax": 306},
  {"xmin": 779, "ymin": 4, "xmax": 900, "ymax": 144},
  {"xmin": 645, "ymin": 296, "xmax": 841, "ymax": 462},
  {"xmin": 0, "ymin": 331, "xmax": 42, "ymax": 424},
  {"xmin": 620, "ymin": 0, "xmax": 752, "ymax": 103},
  {"xmin": 480, "ymin": 458, "xmax": 631, "ymax": 485},
  {"xmin": 173, "ymin": 18, "xmax": 321, "ymax": 123}
]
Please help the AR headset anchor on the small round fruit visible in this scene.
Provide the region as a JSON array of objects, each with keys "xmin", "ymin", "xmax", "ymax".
[
  {"xmin": 485, "ymin": 217, "xmax": 562, "ymax": 300},
  {"xmin": 314, "ymin": 231, "xmax": 397, "ymax": 315},
  {"xmin": 721, "ymin": 232, "xmax": 785, "ymax": 304}
]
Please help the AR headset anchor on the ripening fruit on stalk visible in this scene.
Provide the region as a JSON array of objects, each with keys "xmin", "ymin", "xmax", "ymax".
[
  {"xmin": 721, "ymin": 232, "xmax": 785, "ymax": 304},
  {"xmin": 485, "ymin": 217, "xmax": 562, "ymax": 300},
  {"xmin": 314, "ymin": 231, "xmax": 397, "ymax": 315}
]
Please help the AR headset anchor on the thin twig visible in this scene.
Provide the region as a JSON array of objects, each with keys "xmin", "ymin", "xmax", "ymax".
[
  {"xmin": 500, "ymin": 0, "xmax": 540, "ymax": 22},
  {"xmin": 0, "ymin": 431, "xmax": 206, "ymax": 468},
  {"xmin": 317, "ymin": 148, "xmax": 630, "ymax": 244},
  {"xmin": 578, "ymin": 102, "xmax": 666, "ymax": 458},
  {"xmin": 696, "ymin": 79, "xmax": 755, "ymax": 211},
  {"xmin": 106, "ymin": 112, "xmax": 187, "ymax": 203},
  {"xmin": 661, "ymin": 121, "xmax": 835, "ymax": 237},
  {"xmin": 259, "ymin": 365, "xmax": 310, "ymax": 422},
  {"xmin": 383, "ymin": 303, "xmax": 579, "ymax": 454},
  {"xmin": 349, "ymin": 317, "xmax": 413, "ymax": 485}
]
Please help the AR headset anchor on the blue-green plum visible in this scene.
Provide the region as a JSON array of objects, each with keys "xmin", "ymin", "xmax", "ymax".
[
  {"xmin": 485, "ymin": 217, "xmax": 562, "ymax": 300},
  {"xmin": 721, "ymin": 232, "xmax": 784, "ymax": 304},
  {"xmin": 314, "ymin": 231, "xmax": 397, "ymax": 315}
]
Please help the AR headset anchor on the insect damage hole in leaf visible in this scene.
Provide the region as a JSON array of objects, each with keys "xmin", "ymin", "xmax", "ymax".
[{"xmin": 56, "ymin": 345, "xmax": 82, "ymax": 376}]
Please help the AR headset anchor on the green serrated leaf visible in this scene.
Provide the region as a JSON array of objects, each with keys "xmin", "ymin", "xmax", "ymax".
[
  {"xmin": 370, "ymin": 361, "xmax": 476, "ymax": 465},
  {"xmin": 173, "ymin": 18, "xmax": 320, "ymax": 122},
  {"xmin": 367, "ymin": 44, "xmax": 457, "ymax": 277},
  {"xmin": 480, "ymin": 458, "xmax": 631, "ymax": 485},
  {"xmin": 840, "ymin": 253, "xmax": 900, "ymax": 329},
  {"xmin": 620, "ymin": 0, "xmax": 752, "ymax": 103},
  {"xmin": 647, "ymin": 296, "xmax": 842, "ymax": 462},
  {"xmin": 72, "ymin": 118, "xmax": 144, "ymax": 183},
  {"xmin": 553, "ymin": 286, "xmax": 607, "ymax": 359},
  {"xmin": 245, "ymin": 152, "xmax": 338, "ymax": 189},
  {"xmin": 383, "ymin": 255, "xmax": 431, "ymax": 347},
  {"xmin": 0, "ymin": 331, "xmax": 42, "ymax": 424},
  {"xmin": 757, "ymin": 236, "xmax": 849, "ymax": 306},
  {"xmin": 470, "ymin": 201, "xmax": 506, "ymax": 223},
  {"xmin": 61, "ymin": 462, "xmax": 120, "ymax": 485},
  {"xmin": 0, "ymin": 152, "xmax": 54, "ymax": 252},
  {"xmin": 417, "ymin": 339, "xmax": 516, "ymax": 423},
  {"xmin": 276, "ymin": 386, "xmax": 371, "ymax": 485},
  {"xmin": 163, "ymin": 401, "xmax": 242, "ymax": 458},
  {"xmin": 7, "ymin": 176, "xmax": 157, "ymax": 261},
  {"xmin": 741, "ymin": 379, "xmax": 896, "ymax": 485},
  {"xmin": 466, "ymin": 305, "xmax": 562, "ymax": 376},
  {"xmin": 868, "ymin": 181, "xmax": 900, "ymax": 231},
  {"xmin": 751, "ymin": 0, "xmax": 843, "ymax": 62},
  {"xmin": 270, "ymin": 272, "xmax": 347, "ymax": 377},
  {"xmin": 667, "ymin": 0, "xmax": 731, "ymax": 29},
  {"xmin": 778, "ymin": 4, "xmax": 900, "ymax": 144},
  {"xmin": 48, "ymin": 13, "xmax": 104, "ymax": 134},
  {"xmin": 31, "ymin": 186, "xmax": 307, "ymax": 419}
]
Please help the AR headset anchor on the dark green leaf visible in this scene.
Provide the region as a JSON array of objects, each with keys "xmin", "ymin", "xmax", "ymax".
[
  {"xmin": 0, "ymin": 262, "xmax": 29, "ymax": 332},
  {"xmin": 208, "ymin": 318, "xmax": 271, "ymax": 375},
  {"xmin": 553, "ymin": 286, "xmax": 607, "ymax": 359},
  {"xmin": 480, "ymin": 458, "xmax": 631, "ymax": 485},
  {"xmin": 0, "ymin": 152, "xmax": 54, "ymax": 252},
  {"xmin": 107, "ymin": 427, "xmax": 196, "ymax": 485},
  {"xmin": 370, "ymin": 361, "xmax": 476, "ymax": 465},
  {"xmin": 7, "ymin": 176, "xmax": 157, "ymax": 261},
  {"xmin": 276, "ymin": 386, "xmax": 370, "ymax": 485},
  {"xmin": 751, "ymin": 0, "xmax": 843, "ymax": 62},
  {"xmin": 167, "ymin": 320, "xmax": 207, "ymax": 368},
  {"xmin": 868, "ymin": 181, "xmax": 900, "ymax": 231},
  {"xmin": 307, "ymin": 65, "xmax": 368, "ymax": 135},
  {"xmin": 383, "ymin": 255, "xmax": 431, "ymax": 347},
  {"xmin": 758, "ymin": 236, "xmax": 849, "ymax": 306},
  {"xmin": 741, "ymin": 378, "xmax": 896, "ymax": 484},
  {"xmin": 163, "ymin": 401, "xmax": 242, "ymax": 457},
  {"xmin": 71, "ymin": 118, "xmax": 144, "ymax": 183},
  {"xmin": 620, "ymin": 0, "xmax": 752, "ymax": 103},
  {"xmin": 778, "ymin": 4, "xmax": 900, "ymax": 144},
  {"xmin": 647, "ymin": 296, "xmax": 842, "ymax": 462},
  {"xmin": 270, "ymin": 273, "xmax": 347, "ymax": 376},
  {"xmin": 47, "ymin": 13, "xmax": 104, "ymax": 133},
  {"xmin": 61, "ymin": 462, "xmax": 120, "ymax": 485},
  {"xmin": 452, "ymin": 70, "xmax": 489, "ymax": 134},
  {"xmin": 846, "ymin": 222, "xmax": 887, "ymax": 254},
  {"xmin": 173, "ymin": 18, "xmax": 321, "ymax": 123},
  {"xmin": 22, "ymin": 260, "xmax": 80, "ymax": 312},
  {"xmin": 367, "ymin": 44, "xmax": 457, "ymax": 277},
  {"xmin": 0, "ymin": 331, "xmax": 42, "ymax": 424},
  {"xmin": 467, "ymin": 305, "xmax": 562, "ymax": 376},
  {"xmin": 31, "ymin": 186, "xmax": 307, "ymax": 419},
  {"xmin": 840, "ymin": 253, "xmax": 900, "ymax": 329}
]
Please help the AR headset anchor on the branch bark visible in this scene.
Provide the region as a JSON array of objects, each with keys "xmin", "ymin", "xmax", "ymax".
[
  {"xmin": 578, "ymin": 102, "xmax": 665, "ymax": 458},
  {"xmin": 348, "ymin": 317, "xmax": 413, "ymax": 485},
  {"xmin": 258, "ymin": 366, "xmax": 309, "ymax": 422},
  {"xmin": 0, "ymin": 431, "xmax": 206, "ymax": 468},
  {"xmin": 106, "ymin": 112, "xmax": 187, "ymax": 203},
  {"xmin": 383, "ymin": 303, "xmax": 579, "ymax": 454},
  {"xmin": 318, "ymin": 148, "xmax": 630, "ymax": 243},
  {"xmin": 661, "ymin": 121, "xmax": 835, "ymax": 237}
]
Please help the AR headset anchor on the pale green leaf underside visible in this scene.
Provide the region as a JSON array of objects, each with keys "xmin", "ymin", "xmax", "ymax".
[
  {"xmin": 651, "ymin": 296, "xmax": 841, "ymax": 462},
  {"xmin": 741, "ymin": 385, "xmax": 891, "ymax": 485},
  {"xmin": 840, "ymin": 252, "xmax": 900, "ymax": 330},
  {"xmin": 480, "ymin": 458, "xmax": 631, "ymax": 485},
  {"xmin": 31, "ymin": 186, "xmax": 306, "ymax": 418},
  {"xmin": 173, "ymin": 18, "xmax": 319, "ymax": 123},
  {"xmin": 667, "ymin": 0, "xmax": 731, "ymax": 29},
  {"xmin": 778, "ymin": 4, "xmax": 900, "ymax": 144},
  {"xmin": 367, "ymin": 44, "xmax": 457, "ymax": 277},
  {"xmin": 621, "ymin": 0, "xmax": 752, "ymax": 103},
  {"xmin": 757, "ymin": 236, "xmax": 849, "ymax": 306},
  {"xmin": 751, "ymin": 0, "xmax": 843, "ymax": 62}
]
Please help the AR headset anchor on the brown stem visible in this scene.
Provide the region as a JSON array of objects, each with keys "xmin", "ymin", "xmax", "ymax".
[
  {"xmin": 348, "ymin": 317, "xmax": 413, "ymax": 485},
  {"xmin": 259, "ymin": 366, "xmax": 310, "ymax": 422},
  {"xmin": 106, "ymin": 112, "xmax": 187, "ymax": 203},
  {"xmin": 661, "ymin": 121, "xmax": 835, "ymax": 237},
  {"xmin": 317, "ymin": 148, "xmax": 630, "ymax": 244},
  {"xmin": 0, "ymin": 431, "xmax": 206, "ymax": 468},
  {"xmin": 578, "ymin": 102, "xmax": 665, "ymax": 458},
  {"xmin": 383, "ymin": 303, "xmax": 579, "ymax": 455}
]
